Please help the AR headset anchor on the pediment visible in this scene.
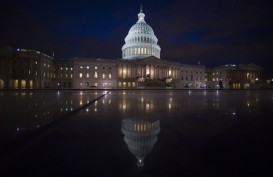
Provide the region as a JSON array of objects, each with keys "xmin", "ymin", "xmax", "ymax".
[{"xmin": 138, "ymin": 56, "xmax": 168, "ymax": 64}]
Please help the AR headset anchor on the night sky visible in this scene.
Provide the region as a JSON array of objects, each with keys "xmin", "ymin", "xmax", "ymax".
[{"xmin": 1, "ymin": 0, "xmax": 273, "ymax": 77}]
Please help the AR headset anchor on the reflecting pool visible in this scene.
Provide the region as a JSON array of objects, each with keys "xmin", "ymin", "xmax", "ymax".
[{"xmin": 1, "ymin": 90, "xmax": 273, "ymax": 177}]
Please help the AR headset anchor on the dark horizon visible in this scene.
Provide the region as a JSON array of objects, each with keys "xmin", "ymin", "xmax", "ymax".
[{"xmin": 1, "ymin": 0, "xmax": 273, "ymax": 78}]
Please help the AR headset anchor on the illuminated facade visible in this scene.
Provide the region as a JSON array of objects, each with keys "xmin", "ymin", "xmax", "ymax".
[
  {"xmin": 0, "ymin": 7, "xmax": 263, "ymax": 89},
  {"xmin": 0, "ymin": 46, "xmax": 54, "ymax": 89},
  {"xmin": 205, "ymin": 64, "xmax": 263, "ymax": 89}
]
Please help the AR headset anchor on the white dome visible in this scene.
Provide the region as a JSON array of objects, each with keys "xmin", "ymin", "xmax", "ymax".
[{"xmin": 122, "ymin": 7, "xmax": 161, "ymax": 59}]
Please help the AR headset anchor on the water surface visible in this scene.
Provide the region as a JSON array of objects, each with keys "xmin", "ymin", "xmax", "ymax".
[{"xmin": 1, "ymin": 90, "xmax": 273, "ymax": 177}]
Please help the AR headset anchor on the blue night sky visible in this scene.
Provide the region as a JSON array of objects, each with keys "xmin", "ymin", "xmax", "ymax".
[{"xmin": 1, "ymin": 0, "xmax": 273, "ymax": 77}]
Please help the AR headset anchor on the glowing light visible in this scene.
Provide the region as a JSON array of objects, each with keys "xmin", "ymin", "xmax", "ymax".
[
  {"xmin": 168, "ymin": 103, "xmax": 171, "ymax": 109},
  {"xmin": 80, "ymin": 100, "xmax": 83, "ymax": 105},
  {"xmin": 94, "ymin": 108, "xmax": 97, "ymax": 112},
  {"xmin": 146, "ymin": 103, "xmax": 150, "ymax": 110}
]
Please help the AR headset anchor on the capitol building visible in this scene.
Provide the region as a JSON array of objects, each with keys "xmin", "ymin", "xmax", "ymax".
[{"xmin": 0, "ymin": 6, "xmax": 263, "ymax": 89}]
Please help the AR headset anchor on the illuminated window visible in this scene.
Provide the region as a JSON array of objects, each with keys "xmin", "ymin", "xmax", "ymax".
[
  {"xmin": 61, "ymin": 67, "xmax": 63, "ymax": 70},
  {"xmin": 109, "ymin": 74, "xmax": 112, "ymax": 79},
  {"xmin": 80, "ymin": 82, "xmax": 83, "ymax": 86},
  {"xmin": 35, "ymin": 70, "xmax": 37, "ymax": 75},
  {"xmin": 94, "ymin": 71, "xmax": 98, "ymax": 78},
  {"xmin": 35, "ymin": 61, "xmax": 38, "ymax": 65},
  {"xmin": 87, "ymin": 66, "xmax": 89, "ymax": 69},
  {"xmin": 70, "ymin": 74, "xmax": 73, "ymax": 78},
  {"xmin": 29, "ymin": 70, "xmax": 31, "ymax": 75},
  {"xmin": 94, "ymin": 82, "xmax": 98, "ymax": 87},
  {"xmin": 102, "ymin": 73, "xmax": 105, "ymax": 78},
  {"xmin": 86, "ymin": 73, "xmax": 89, "ymax": 78},
  {"xmin": 95, "ymin": 66, "xmax": 97, "ymax": 69},
  {"xmin": 80, "ymin": 66, "xmax": 83, "ymax": 69},
  {"xmin": 65, "ymin": 67, "xmax": 68, "ymax": 70},
  {"xmin": 79, "ymin": 73, "xmax": 83, "ymax": 78},
  {"xmin": 65, "ymin": 74, "xmax": 68, "ymax": 78},
  {"xmin": 168, "ymin": 70, "xmax": 171, "ymax": 76},
  {"xmin": 71, "ymin": 67, "xmax": 73, "ymax": 71}
]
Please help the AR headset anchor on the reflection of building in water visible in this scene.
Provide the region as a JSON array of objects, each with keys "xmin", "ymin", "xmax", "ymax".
[{"xmin": 121, "ymin": 119, "xmax": 160, "ymax": 167}]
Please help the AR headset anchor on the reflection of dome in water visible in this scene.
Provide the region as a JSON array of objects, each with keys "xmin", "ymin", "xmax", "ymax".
[{"xmin": 121, "ymin": 119, "xmax": 160, "ymax": 167}]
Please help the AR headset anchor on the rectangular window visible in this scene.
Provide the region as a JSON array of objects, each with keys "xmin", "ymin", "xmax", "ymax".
[
  {"xmin": 79, "ymin": 73, "xmax": 83, "ymax": 78},
  {"xmin": 86, "ymin": 73, "xmax": 89, "ymax": 78},
  {"xmin": 102, "ymin": 73, "xmax": 105, "ymax": 78},
  {"xmin": 109, "ymin": 74, "xmax": 112, "ymax": 79},
  {"xmin": 94, "ymin": 71, "xmax": 98, "ymax": 78}
]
